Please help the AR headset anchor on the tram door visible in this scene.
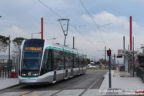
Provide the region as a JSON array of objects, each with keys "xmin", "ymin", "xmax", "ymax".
[
  {"xmin": 79, "ymin": 56, "xmax": 84, "ymax": 74},
  {"xmin": 64, "ymin": 52, "xmax": 69, "ymax": 79},
  {"xmin": 70, "ymin": 53, "xmax": 73, "ymax": 77},
  {"xmin": 53, "ymin": 50, "xmax": 65, "ymax": 81},
  {"xmin": 76, "ymin": 54, "xmax": 79, "ymax": 75},
  {"xmin": 79, "ymin": 56, "xmax": 81, "ymax": 74},
  {"xmin": 64, "ymin": 52, "xmax": 74, "ymax": 79}
]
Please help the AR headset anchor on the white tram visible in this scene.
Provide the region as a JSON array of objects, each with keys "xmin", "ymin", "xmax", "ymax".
[{"xmin": 19, "ymin": 39, "xmax": 87, "ymax": 84}]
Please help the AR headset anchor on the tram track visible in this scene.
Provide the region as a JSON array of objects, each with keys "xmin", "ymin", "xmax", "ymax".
[
  {"xmin": 50, "ymin": 90, "xmax": 64, "ymax": 96},
  {"xmin": 19, "ymin": 90, "xmax": 33, "ymax": 96},
  {"xmin": 78, "ymin": 72, "xmax": 105, "ymax": 96},
  {"xmin": 0, "ymin": 84, "xmax": 21, "ymax": 94},
  {"xmin": 0, "ymin": 71, "xmax": 106, "ymax": 96},
  {"xmin": 46, "ymin": 71, "xmax": 105, "ymax": 96}
]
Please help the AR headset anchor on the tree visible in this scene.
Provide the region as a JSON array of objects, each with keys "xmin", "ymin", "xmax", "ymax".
[
  {"xmin": 99, "ymin": 58, "xmax": 106, "ymax": 64},
  {"xmin": 13, "ymin": 37, "xmax": 25, "ymax": 47},
  {"xmin": 86, "ymin": 58, "xmax": 91, "ymax": 64},
  {"xmin": 12, "ymin": 37, "xmax": 25, "ymax": 51},
  {"xmin": 0, "ymin": 35, "xmax": 9, "ymax": 52}
]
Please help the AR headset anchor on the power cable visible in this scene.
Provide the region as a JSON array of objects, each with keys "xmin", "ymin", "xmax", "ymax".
[
  {"xmin": 38, "ymin": 0, "xmax": 63, "ymax": 18},
  {"xmin": 79, "ymin": 0, "xmax": 106, "ymax": 45},
  {"xmin": 38, "ymin": 0, "xmax": 80, "ymax": 31},
  {"xmin": 79, "ymin": 0, "xmax": 99, "ymax": 28},
  {"xmin": 38, "ymin": 0, "xmax": 107, "ymax": 53}
]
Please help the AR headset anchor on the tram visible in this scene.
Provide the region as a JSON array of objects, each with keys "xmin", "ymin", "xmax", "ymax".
[{"xmin": 19, "ymin": 39, "xmax": 87, "ymax": 84}]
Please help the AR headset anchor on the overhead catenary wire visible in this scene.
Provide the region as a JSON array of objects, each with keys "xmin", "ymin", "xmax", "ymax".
[
  {"xmin": 38, "ymin": 0, "xmax": 86, "ymax": 33},
  {"xmin": 79, "ymin": 0, "xmax": 106, "ymax": 45},
  {"xmin": 79, "ymin": 0, "xmax": 99, "ymax": 29},
  {"xmin": 38, "ymin": 0, "xmax": 92, "ymax": 43},
  {"xmin": 38, "ymin": 0, "xmax": 83, "ymax": 32},
  {"xmin": 38, "ymin": 0, "xmax": 63, "ymax": 18},
  {"xmin": 38, "ymin": 0, "xmax": 111, "ymax": 56}
]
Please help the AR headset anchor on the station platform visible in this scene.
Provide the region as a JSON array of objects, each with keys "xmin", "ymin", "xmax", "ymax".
[{"xmin": 0, "ymin": 78, "xmax": 19, "ymax": 90}]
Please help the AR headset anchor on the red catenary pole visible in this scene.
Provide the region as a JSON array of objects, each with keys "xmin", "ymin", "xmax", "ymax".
[{"xmin": 41, "ymin": 17, "xmax": 43, "ymax": 40}]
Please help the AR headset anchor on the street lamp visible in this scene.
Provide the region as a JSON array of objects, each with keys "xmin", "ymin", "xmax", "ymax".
[
  {"xmin": 31, "ymin": 32, "xmax": 41, "ymax": 38},
  {"xmin": 8, "ymin": 35, "xmax": 11, "ymax": 78}
]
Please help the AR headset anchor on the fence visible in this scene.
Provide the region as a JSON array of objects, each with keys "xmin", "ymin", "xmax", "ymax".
[
  {"xmin": 136, "ymin": 67, "xmax": 144, "ymax": 83},
  {"xmin": 0, "ymin": 60, "xmax": 12, "ymax": 78}
]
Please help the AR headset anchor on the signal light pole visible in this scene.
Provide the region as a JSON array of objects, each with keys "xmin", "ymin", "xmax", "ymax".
[
  {"xmin": 107, "ymin": 48, "xmax": 112, "ymax": 88},
  {"xmin": 105, "ymin": 46, "xmax": 106, "ymax": 67}
]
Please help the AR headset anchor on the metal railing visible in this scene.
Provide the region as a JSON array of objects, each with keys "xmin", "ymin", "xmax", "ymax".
[
  {"xmin": 136, "ymin": 68, "xmax": 144, "ymax": 83},
  {"xmin": 0, "ymin": 62, "xmax": 12, "ymax": 78}
]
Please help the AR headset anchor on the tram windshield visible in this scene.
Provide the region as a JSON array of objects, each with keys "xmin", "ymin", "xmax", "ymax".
[{"xmin": 21, "ymin": 39, "xmax": 44, "ymax": 70}]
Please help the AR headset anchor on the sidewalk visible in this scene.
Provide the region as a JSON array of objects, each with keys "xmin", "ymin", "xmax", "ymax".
[
  {"xmin": 0, "ymin": 78, "xmax": 19, "ymax": 90},
  {"xmin": 100, "ymin": 70, "xmax": 144, "ymax": 90}
]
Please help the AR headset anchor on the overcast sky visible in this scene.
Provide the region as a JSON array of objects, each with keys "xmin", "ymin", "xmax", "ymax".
[{"xmin": 0, "ymin": 0, "xmax": 144, "ymax": 60}]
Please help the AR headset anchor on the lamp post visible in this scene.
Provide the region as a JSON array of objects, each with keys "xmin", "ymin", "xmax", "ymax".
[{"xmin": 8, "ymin": 35, "xmax": 11, "ymax": 78}]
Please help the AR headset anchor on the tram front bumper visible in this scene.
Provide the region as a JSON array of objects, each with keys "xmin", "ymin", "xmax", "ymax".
[{"xmin": 19, "ymin": 75, "xmax": 53, "ymax": 84}]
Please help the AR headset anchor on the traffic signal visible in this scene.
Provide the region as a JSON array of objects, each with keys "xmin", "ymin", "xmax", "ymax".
[{"xmin": 107, "ymin": 49, "xmax": 111, "ymax": 56}]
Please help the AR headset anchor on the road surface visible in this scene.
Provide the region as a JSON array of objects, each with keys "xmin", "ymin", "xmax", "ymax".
[{"xmin": 0, "ymin": 70, "xmax": 106, "ymax": 96}]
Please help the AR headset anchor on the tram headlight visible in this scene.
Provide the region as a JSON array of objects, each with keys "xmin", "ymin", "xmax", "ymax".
[
  {"xmin": 32, "ymin": 73, "xmax": 38, "ymax": 76},
  {"xmin": 21, "ymin": 73, "xmax": 26, "ymax": 76}
]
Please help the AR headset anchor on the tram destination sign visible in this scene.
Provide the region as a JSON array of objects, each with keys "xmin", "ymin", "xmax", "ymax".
[{"xmin": 24, "ymin": 47, "xmax": 42, "ymax": 51}]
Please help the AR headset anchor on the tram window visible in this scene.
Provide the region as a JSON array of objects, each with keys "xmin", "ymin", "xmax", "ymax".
[
  {"xmin": 59, "ymin": 51, "xmax": 64, "ymax": 69},
  {"xmin": 65, "ymin": 52, "xmax": 68, "ymax": 68},
  {"xmin": 79, "ymin": 56, "xmax": 83, "ymax": 67},
  {"xmin": 72, "ymin": 54, "xmax": 75, "ymax": 68},
  {"xmin": 82, "ymin": 56, "xmax": 85, "ymax": 67},
  {"xmin": 43, "ymin": 50, "xmax": 48, "ymax": 68},
  {"xmin": 69, "ymin": 53, "xmax": 73, "ymax": 68},
  {"xmin": 41, "ymin": 50, "xmax": 48, "ymax": 74},
  {"xmin": 82, "ymin": 56, "xmax": 84, "ymax": 66},
  {"xmin": 84, "ymin": 56, "xmax": 87, "ymax": 66},
  {"xmin": 75, "ymin": 54, "xmax": 79, "ymax": 68},
  {"xmin": 68, "ymin": 53, "xmax": 71, "ymax": 68},
  {"xmin": 83, "ymin": 56, "xmax": 86, "ymax": 66},
  {"xmin": 22, "ymin": 39, "xmax": 44, "ymax": 71},
  {"xmin": 48, "ymin": 50, "xmax": 54, "ymax": 71},
  {"xmin": 81, "ymin": 57, "xmax": 83, "ymax": 67},
  {"xmin": 54, "ymin": 50, "xmax": 64, "ymax": 70},
  {"xmin": 41, "ymin": 49, "xmax": 54, "ymax": 74},
  {"xmin": 65, "ymin": 52, "xmax": 69, "ymax": 68},
  {"xmin": 79, "ymin": 56, "xmax": 81, "ymax": 67},
  {"xmin": 138, "ymin": 56, "xmax": 144, "ymax": 63},
  {"xmin": 74, "ymin": 54, "xmax": 78, "ymax": 68},
  {"xmin": 82, "ymin": 56, "xmax": 84, "ymax": 67},
  {"xmin": 53, "ymin": 50, "xmax": 57, "ymax": 70}
]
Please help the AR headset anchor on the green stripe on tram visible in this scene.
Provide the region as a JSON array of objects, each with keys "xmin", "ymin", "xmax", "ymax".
[
  {"xmin": 21, "ymin": 76, "xmax": 38, "ymax": 78},
  {"xmin": 46, "ymin": 46, "xmax": 73, "ymax": 53},
  {"xmin": 46, "ymin": 46, "xmax": 86, "ymax": 56}
]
